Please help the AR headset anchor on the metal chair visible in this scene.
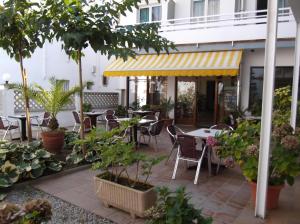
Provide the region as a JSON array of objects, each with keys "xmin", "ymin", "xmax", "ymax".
[
  {"xmin": 107, "ymin": 119, "xmax": 120, "ymax": 131},
  {"xmin": 0, "ymin": 116, "xmax": 21, "ymax": 141},
  {"xmin": 72, "ymin": 111, "xmax": 92, "ymax": 133},
  {"xmin": 209, "ymin": 124, "xmax": 233, "ymax": 174},
  {"xmin": 31, "ymin": 112, "xmax": 50, "ymax": 139},
  {"xmin": 172, "ymin": 134, "xmax": 207, "ymax": 185},
  {"xmin": 105, "ymin": 112, "xmax": 118, "ymax": 131},
  {"xmin": 166, "ymin": 125, "xmax": 185, "ymax": 164},
  {"xmin": 139, "ymin": 120, "xmax": 164, "ymax": 150}
]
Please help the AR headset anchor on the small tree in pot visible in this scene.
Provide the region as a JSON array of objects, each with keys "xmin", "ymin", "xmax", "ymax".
[
  {"xmin": 28, "ymin": 78, "xmax": 81, "ymax": 153},
  {"xmin": 160, "ymin": 97, "xmax": 174, "ymax": 126}
]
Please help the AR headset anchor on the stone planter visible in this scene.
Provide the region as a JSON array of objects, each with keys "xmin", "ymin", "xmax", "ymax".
[
  {"xmin": 94, "ymin": 174, "xmax": 156, "ymax": 218},
  {"xmin": 250, "ymin": 182, "xmax": 284, "ymax": 209}
]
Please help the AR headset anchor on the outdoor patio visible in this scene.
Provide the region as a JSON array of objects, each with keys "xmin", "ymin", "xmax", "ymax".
[{"xmin": 26, "ymin": 128, "xmax": 300, "ymax": 224}]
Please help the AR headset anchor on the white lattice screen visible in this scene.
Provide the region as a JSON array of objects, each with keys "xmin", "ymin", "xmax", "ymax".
[{"xmin": 83, "ymin": 92, "xmax": 119, "ymax": 109}]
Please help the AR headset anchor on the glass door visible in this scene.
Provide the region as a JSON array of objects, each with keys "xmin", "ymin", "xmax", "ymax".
[{"xmin": 175, "ymin": 77, "xmax": 197, "ymax": 125}]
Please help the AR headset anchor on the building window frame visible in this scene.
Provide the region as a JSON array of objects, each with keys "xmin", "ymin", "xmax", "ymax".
[
  {"xmin": 138, "ymin": 4, "xmax": 162, "ymax": 23},
  {"xmin": 192, "ymin": 0, "xmax": 220, "ymax": 17}
]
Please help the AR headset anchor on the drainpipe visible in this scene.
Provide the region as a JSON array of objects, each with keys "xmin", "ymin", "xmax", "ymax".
[
  {"xmin": 290, "ymin": 22, "xmax": 300, "ymax": 129},
  {"xmin": 255, "ymin": 0, "xmax": 278, "ymax": 219}
]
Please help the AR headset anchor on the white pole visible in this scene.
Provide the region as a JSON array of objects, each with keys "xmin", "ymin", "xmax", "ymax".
[
  {"xmin": 255, "ymin": 0, "xmax": 278, "ymax": 219},
  {"xmin": 290, "ymin": 22, "xmax": 300, "ymax": 129}
]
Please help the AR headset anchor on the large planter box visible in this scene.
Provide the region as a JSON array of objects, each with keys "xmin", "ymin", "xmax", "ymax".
[{"xmin": 94, "ymin": 175, "xmax": 156, "ymax": 218}]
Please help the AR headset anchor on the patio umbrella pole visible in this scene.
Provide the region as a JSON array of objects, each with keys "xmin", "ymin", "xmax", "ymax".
[{"xmin": 255, "ymin": 0, "xmax": 278, "ymax": 219}]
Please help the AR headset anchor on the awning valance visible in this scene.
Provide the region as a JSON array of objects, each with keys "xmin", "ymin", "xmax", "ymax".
[{"xmin": 104, "ymin": 50, "xmax": 242, "ymax": 77}]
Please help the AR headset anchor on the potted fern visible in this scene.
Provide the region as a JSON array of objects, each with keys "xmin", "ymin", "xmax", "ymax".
[
  {"xmin": 29, "ymin": 78, "xmax": 81, "ymax": 153},
  {"xmin": 160, "ymin": 97, "xmax": 175, "ymax": 126}
]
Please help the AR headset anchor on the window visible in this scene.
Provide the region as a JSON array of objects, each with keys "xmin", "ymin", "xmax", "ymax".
[
  {"xmin": 139, "ymin": 5, "xmax": 161, "ymax": 23},
  {"xmin": 192, "ymin": 0, "xmax": 220, "ymax": 17},
  {"xmin": 279, "ymin": 0, "xmax": 289, "ymax": 8},
  {"xmin": 102, "ymin": 75, "xmax": 108, "ymax": 86},
  {"xmin": 249, "ymin": 67, "xmax": 298, "ymax": 114}
]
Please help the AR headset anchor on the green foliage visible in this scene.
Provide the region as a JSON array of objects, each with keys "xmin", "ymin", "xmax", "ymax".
[
  {"xmin": 0, "ymin": 0, "xmax": 50, "ymax": 61},
  {"xmin": 160, "ymin": 97, "xmax": 175, "ymax": 119},
  {"xmin": 64, "ymin": 131, "xmax": 79, "ymax": 150},
  {"xmin": 115, "ymin": 105, "xmax": 127, "ymax": 117},
  {"xmin": 0, "ymin": 141, "xmax": 62, "ymax": 190},
  {"xmin": 82, "ymin": 103, "xmax": 92, "ymax": 112},
  {"xmin": 146, "ymin": 187, "xmax": 213, "ymax": 224},
  {"xmin": 273, "ymin": 86, "xmax": 292, "ymax": 127}
]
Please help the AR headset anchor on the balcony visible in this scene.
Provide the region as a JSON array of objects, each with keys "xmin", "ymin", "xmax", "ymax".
[{"xmin": 144, "ymin": 8, "xmax": 296, "ymax": 45}]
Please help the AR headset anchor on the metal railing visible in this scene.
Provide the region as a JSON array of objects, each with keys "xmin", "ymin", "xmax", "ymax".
[{"xmin": 134, "ymin": 8, "xmax": 294, "ymax": 33}]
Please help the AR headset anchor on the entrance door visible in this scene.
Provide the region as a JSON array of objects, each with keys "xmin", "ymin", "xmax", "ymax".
[{"xmin": 175, "ymin": 77, "xmax": 197, "ymax": 125}]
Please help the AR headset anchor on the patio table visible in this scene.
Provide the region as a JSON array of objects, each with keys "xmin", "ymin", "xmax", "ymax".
[
  {"xmin": 84, "ymin": 111, "xmax": 105, "ymax": 128},
  {"xmin": 186, "ymin": 128, "xmax": 224, "ymax": 176},
  {"xmin": 132, "ymin": 110, "xmax": 153, "ymax": 117},
  {"xmin": 116, "ymin": 118, "xmax": 156, "ymax": 146},
  {"xmin": 8, "ymin": 115, "xmax": 39, "ymax": 141}
]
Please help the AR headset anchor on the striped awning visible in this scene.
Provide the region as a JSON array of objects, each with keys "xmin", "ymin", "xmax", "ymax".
[{"xmin": 104, "ymin": 50, "xmax": 242, "ymax": 77}]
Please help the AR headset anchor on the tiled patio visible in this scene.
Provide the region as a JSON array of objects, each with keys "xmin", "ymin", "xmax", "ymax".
[{"xmin": 30, "ymin": 129, "xmax": 300, "ymax": 224}]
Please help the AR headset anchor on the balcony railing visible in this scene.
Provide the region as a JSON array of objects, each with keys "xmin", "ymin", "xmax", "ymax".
[{"xmin": 137, "ymin": 8, "xmax": 294, "ymax": 33}]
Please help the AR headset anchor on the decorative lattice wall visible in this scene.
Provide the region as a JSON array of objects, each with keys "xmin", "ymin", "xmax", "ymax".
[
  {"xmin": 14, "ymin": 91, "xmax": 76, "ymax": 113},
  {"xmin": 83, "ymin": 92, "xmax": 119, "ymax": 109}
]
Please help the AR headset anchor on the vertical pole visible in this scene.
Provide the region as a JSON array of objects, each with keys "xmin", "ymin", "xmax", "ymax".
[
  {"xmin": 255, "ymin": 0, "xmax": 278, "ymax": 219},
  {"xmin": 290, "ymin": 22, "xmax": 300, "ymax": 129}
]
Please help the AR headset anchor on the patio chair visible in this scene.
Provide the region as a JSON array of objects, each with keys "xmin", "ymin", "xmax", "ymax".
[
  {"xmin": 139, "ymin": 120, "xmax": 164, "ymax": 150},
  {"xmin": 72, "ymin": 111, "xmax": 92, "ymax": 133},
  {"xmin": 127, "ymin": 108, "xmax": 134, "ymax": 118},
  {"xmin": 0, "ymin": 116, "xmax": 21, "ymax": 141},
  {"xmin": 105, "ymin": 114, "xmax": 118, "ymax": 131},
  {"xmin": 107, "ymin": 119, "xmax": 120, "ymax": 131},
  {"xmin": 166, "ymin": 125, "xmax": 185, "ymax": 164},
  {"xmin": 31, "ymin": 112, "xmax": 50, "ymax": 139},
  {"xmin": 209, "ymin": 124, "xmax": 233, "ymax": 174},
  {"xmin": 172, "ymin": 134, "xmax": 207, "ymax": 185}
]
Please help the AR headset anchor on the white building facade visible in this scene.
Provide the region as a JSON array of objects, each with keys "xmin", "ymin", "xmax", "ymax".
[{"xmin": 107, "ymin": 0, "xmax": 298, "ymax": 127}]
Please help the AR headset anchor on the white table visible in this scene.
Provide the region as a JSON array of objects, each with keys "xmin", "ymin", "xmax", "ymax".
[{"xmin": 186, "ymin": 128, "xmax": 224, "ymax": 176}]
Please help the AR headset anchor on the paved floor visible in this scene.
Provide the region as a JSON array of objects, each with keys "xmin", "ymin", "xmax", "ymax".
[{"xmin": 30, "ymin": 128, "xmax": 300, "ymax": 224}]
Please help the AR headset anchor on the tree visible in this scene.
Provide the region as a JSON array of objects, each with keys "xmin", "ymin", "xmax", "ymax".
[
  {"xmin": 0, "ymin": 0, "xmax": 51, "ymax": 142},
  {"xmin": 44, "ymin": 0, "xmax": 175, "ymax": 142}
]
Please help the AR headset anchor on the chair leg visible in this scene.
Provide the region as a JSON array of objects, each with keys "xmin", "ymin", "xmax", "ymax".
[
  {"xmin": 172, "ymin": 152, "xmax": 180, "ymax": 180},
  {"xmin": 3, "ymin": 129, "xmax": 9, "ymax": 140},
  {"xmin": 216, "ymin": 159, "xmax": 221, "ymax": 175},
  {"xmin": 194, "ymin": 161, "xmax": 202, "ymax": 185},
  {"xmin": 165, "ymin": 144, "xmax": 176, "ymax": 164}
]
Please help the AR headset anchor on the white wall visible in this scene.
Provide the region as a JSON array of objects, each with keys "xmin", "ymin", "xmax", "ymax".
[{"xmin": 240, "ymin": 48, "xmax": 295, "ymax": 110}]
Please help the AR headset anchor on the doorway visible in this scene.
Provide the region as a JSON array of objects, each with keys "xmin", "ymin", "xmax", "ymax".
[{"xmin": 175, "ymin": 77, "xmax": 197, "ymax": 125}]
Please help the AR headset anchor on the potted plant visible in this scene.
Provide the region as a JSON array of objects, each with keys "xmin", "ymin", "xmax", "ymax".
[
  {"xmin": 83, "ymin": 120, "xmax": 165, "ymax": 218},
  {"xmin": 115, "ymin": 105, "xmax": 127, "ymax": 117},
  {"xmin": 215, "ymin": 87, "xmax": 300, "ymax": 209},
  {"xmin": 145, "ymin": 187, "xmax": 213, "ymax": 224},
  {"xmin": 160, "ymin": 97, "xmax": 175, "ymax": 126},
  {"xmin": 28, "ymin": 78, "xmax": 81, "ymax": 154}
]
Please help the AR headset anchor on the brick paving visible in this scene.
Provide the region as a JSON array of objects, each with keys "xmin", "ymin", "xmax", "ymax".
[{"xmin": 29, "ymin": 127, "xmax": 300, "ymax": 224}]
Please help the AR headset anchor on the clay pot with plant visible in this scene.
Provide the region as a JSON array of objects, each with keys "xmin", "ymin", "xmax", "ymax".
[
  {"xmin": 28, "ymin": 78, "xmax": 81, "ymax": 154},
  {"xmin": 79, "ymin": 119, "xmax": 165, "ymax": 218},
  {"xmin": 215, "ymin": 86, "xmax": 300, "ymax": 210},
  {"xmin": 160, "ymin": 97, "xmax": 175, "ymax": 127}
]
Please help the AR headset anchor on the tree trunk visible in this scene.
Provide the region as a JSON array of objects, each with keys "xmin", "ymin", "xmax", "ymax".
[
  {"xmin": 19, "ymin": 54, "xmax": 33, "ymax": 142},
  {"xmin": 77, "ymin": 50, "xmax": 85, "ymax": 142}
]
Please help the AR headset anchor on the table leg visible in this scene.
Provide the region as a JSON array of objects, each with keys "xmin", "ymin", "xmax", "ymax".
[
  {"xmin": 90, "ymin": 116, "xmax": 97, "ymax": 128},
  {"xmin": 20, "ymin": 118, "xmax": 27, "ymax": 141}
]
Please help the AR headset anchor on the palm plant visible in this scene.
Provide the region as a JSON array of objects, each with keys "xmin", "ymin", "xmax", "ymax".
[{"xmin": 11, "ymin": 78, "xmax": 81, "ymax": 131}]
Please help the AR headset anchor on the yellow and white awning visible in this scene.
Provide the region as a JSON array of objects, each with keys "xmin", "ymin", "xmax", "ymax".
[{"xmin": 104, "ymin": 50, "xmax": 242, "ymax": 77}]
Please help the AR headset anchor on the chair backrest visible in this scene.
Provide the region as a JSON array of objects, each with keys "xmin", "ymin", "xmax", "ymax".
[
  {"xmin": 127, "ymin": 108, "xmax": 134, "ymax": 118},
  {"xmin": 166, "ymin": 125, "xmax": 177, "ymax": 145},
  {"xmin": 154, "ymin": 111, "xmax": 160, "ymax": 120},
  {"xmin": 72, "ymin": 111, "xmax": 81, "ymax": 124},
  {"xmin": 177, "ymin": 134, "xmax": 198, "ymax": 159},
  {"xmin": 108, "ymin": 119, "xmax": 120, "ymax": 131},
  {"xmin": 150, "ymin": 120, "xmax": 165, "ymax": 136},
  {"xmin": 41, "ymin": 112, "xmax": 51, "ymax": 126},
  {"xmin": 0, "ymin": 117, "xmax": 5, "ymax": 129},
  {"xmin": 105, "ymin": 114, "xmax": 115, "ymax": 121},
  {"xmin": 210, "ymin": 123, "xmax": 233, "ymax": 131},
  {"xmin": 83, "ymin": 117, "xmax": 92, "ymax": 133},
  {"xmin": 106, "ymin": 110, "xmax": 115, "ymax": 116}
]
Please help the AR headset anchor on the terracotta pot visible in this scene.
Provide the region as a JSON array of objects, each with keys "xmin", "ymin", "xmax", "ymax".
[
  {"xmin": 250, "ymin": 182, "xmax": 284, "ymax": 209},
  {"xmin": 94, "ymin": 174, "xmax": 156, "ymax": 218},
  {"xmin": 41, "ymin": 131, "xmax": 65, "ymax": 154}
]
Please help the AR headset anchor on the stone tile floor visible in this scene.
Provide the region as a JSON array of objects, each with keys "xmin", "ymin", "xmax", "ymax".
[{"xmin": 18, "ymin": 128, "xmax": 300, "ymax": 224}]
